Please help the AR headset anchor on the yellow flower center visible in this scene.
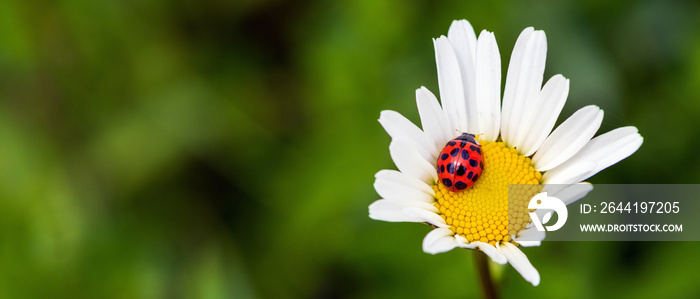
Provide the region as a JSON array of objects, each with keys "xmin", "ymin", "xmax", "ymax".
[{"xmin": 433, "ymin": 141, "xmax": 543, "ymax": 246}]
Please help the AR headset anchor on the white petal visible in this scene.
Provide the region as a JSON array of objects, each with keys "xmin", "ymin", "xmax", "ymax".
[
  {"xmin": 502, "ymin": 28, "xmax": 547, "ymax": 148},
  {"xmin": 519, "ymin": 75, "xmax": 569, "ymax": 156},
  {"xmin": 369, "ymin": 199, "xmax": 437, "ymax": 222},
  {"xmin": 474, "ymin": 30, "xmax": 501, "ymax": 142},
  {"xmin": 541, "ymin": 161, "xmax": 596, "ymax": 185},
  {"xmin": 499, "ymin": 242, "xmax": 540, "ymax": 286},
  {"xmin": 423, "ymin": 227, "xmax": 459, "ymax": 254},
  {"xmin": 477, "ymin": 242, "xmax": 507, "ymax": 264},
  {"xmin": 500, "ymin": 27, "xmax": 534, "ymax": 143},
  {"xmin": 509, "ymin": 31, "xmax": 549, "ymax": 150},
  {"xmin": 447, "ymin": 20, "xmax": 477, "ymax": 63},
  {"xmin": 514, "ymin": 226, "xmax": 545, "ymax": 247},
  {"xmin": 547, "ymin": 127, "xmax": 643, "ymax": 181},
  {"xmin": 447, "ymin": 21, "xmax": 478, "ymax": 132},
  {"xmin": 374, "ymin": 179, "xmax": 433, "ymax": 204},
  {"xmin": 379, "ymin": 110, "xmax": 437, "ymax": 162},
  {"xmin": 389, "ymin": 140, "xmax": 438, "ymax": 184},
  {"xmin": 545, "ymin": 182, "xmax": 594, "ymax": 205},
  {"xmin": 533, "ymin": 105, "xmax": 604, "ymax": 171},
  {"xmin": 375, "ymin": 169, "xmax": 435, "ymax": 199},
  {"xmin": 454, "ymin": 234, "xmax": 479, "ymax": 249},
  {"xmin": 416, "ymin": 87, "xmax": 453, "ymax": 151},
  {"xmin": 434, "ymin": 36, "xmax": 467, "ymax": 132},
  {"xmin": 404, "ymin": 207, "xmax": 448, "ymax": 228}
]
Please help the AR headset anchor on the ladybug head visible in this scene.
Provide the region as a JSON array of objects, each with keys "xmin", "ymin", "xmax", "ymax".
[{"xmin": 454, "ymin": 133, "xmax": 479, "ymax": 144}]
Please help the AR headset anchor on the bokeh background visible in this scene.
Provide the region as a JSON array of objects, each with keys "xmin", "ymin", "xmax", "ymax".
[{"xmin": 1, "ymin": 0, "xmax": 699, "ymax": 298}]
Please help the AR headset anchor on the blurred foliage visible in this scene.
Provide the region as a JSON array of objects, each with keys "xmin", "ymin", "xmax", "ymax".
[{"xmin": 0, "ymin": 0, "xmax": 699, "ymax": 298}]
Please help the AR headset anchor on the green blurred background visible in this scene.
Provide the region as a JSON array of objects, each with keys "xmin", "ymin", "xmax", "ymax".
[{"xmin": 1, "ymin": 0, "xmax": 699, "ymax": 298}]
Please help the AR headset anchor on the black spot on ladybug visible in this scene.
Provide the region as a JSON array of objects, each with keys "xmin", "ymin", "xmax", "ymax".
[
  {"xmin": 460, "ymin": 141, "xmax": 466, "ymax": 147},
  {"xmin": 466, "ymin": 171, "xmax": 474, "ymax": 180},
  {"xmin": 446, "ymin": 163, "xmax": 455, "ymax": 174},
  {"xmin": 442, "ymin": 178, "xmax": 453, "ymax": 187},
  {"xmin": 469, "ymin": 159, "xmax": 479, "ymax": 167},
  {"xmin": 456, "ymin": 165, "xmax": 466, "ymax": 176},
  {"xmin": 440, "ymin": 165, "xmax": 445, "ymax": 173},
  {"xmin": 447, "ymin": 141, "xmax": 456, "ymax": 146},
  {"xmin": 450, "ymin": 148, "xmax": 459, "ymax": 157},
  {"xmin": 471, "ymin": 174, "xmax": 479, "ymax": 182},
  {"xmin": 441, "ymin": 153, "xmax": 449, "ymax": 161},
  {"xmin": 461, "ymin": 149, "xmax": 470, "ymax": 160},
  {"xmin": 455, "ymin": 181, "xmax": 468, "ymax": 190},
  {"xmin": 469, "ymin": 145, "xmax": 481, "ymax": 155}
]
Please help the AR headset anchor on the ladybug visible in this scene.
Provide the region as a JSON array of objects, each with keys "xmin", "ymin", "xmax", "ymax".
[{"xmin": 436, "ymin": 133, "xmax": 484, "ymax": 192}]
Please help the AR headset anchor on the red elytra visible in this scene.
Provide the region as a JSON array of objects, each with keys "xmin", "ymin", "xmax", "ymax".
[{"xmin": 436, "ymin": 133, "xmax": 484, "ymax": 192}]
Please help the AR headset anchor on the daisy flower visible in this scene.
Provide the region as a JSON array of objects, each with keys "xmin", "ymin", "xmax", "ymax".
[{"xmin": 369, "ymin": 20, "xmax": 643, "ymax": 286}]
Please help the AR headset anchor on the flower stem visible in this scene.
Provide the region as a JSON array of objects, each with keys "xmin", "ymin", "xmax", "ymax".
[{"xmin": 474, "ymin": 252, "xmax": 498, "ymax": 299}]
